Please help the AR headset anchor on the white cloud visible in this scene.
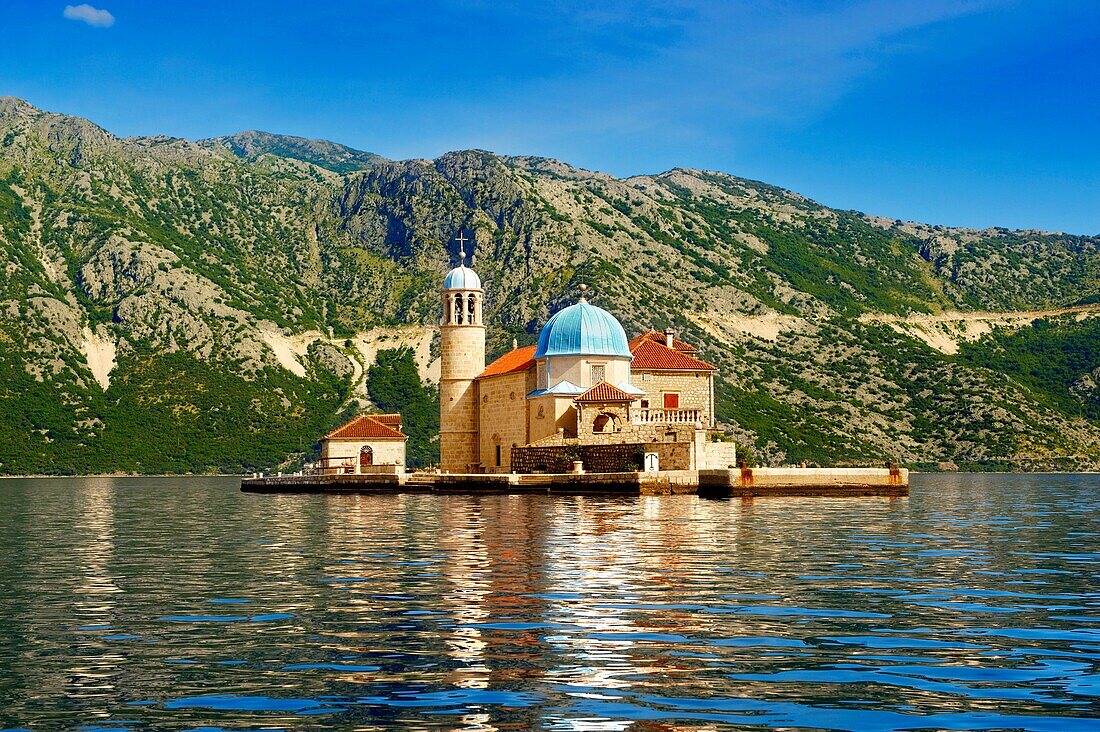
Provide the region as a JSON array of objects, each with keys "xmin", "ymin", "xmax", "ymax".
[{"xmin": 63, "ymin": 4, "xmax": 115, "ymax": 28}]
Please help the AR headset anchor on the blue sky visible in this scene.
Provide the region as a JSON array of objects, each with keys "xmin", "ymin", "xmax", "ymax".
[{"xmin": 3, "ymin": 1, "xmax": 1098, "ymax": 233}]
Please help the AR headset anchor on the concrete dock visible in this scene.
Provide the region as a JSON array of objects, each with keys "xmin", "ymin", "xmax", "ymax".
[
  {"xmin": 698, "ymin": 466, "xmax": 909, "ymax": 497},
  {"xmin": 241, "ymin": 466, "xmax": 908, "ymax": 497}
]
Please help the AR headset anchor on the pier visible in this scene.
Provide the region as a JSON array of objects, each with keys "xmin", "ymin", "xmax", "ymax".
[{"xmin": 240, "ymin": 466, "xmax": 908, "ymax": 497}]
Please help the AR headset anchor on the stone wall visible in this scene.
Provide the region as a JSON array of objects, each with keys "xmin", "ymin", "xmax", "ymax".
[
  {"xmin": 529, "ymin": 422, "xmax": 698, "ymax": 448},
  {"xmin": 511, "ymin": 439, "xmax": 693, "ymax": 474},
  {"xmin": 630, "ymin": 370, "xmax": 714, "ymax": 426},
  {"xmin": 576, "ymin": 401, "xmax": 632, "ymax": 438},
  {"xmin": 321, "ymin": 438, "xmax": 406, "ymax": 468},
  {"xmin": 699, "ymin": 440, "xmax": 738, "ymax": 469},
  {"xmin": 527, "ymin": 394, "xmax": 578, "ymax": 442},
  {"xmin": 439, "ymin": 322, "xmax": 485, "ymax": 472},
  {"xmin": 478, "ymin": 370, "xmax": 530, "ymax": 469}
]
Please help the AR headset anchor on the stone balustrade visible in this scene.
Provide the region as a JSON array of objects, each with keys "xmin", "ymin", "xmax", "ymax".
[{"xmin": 634, "ymin": 408, "xmax": 701, "ymax": 425}]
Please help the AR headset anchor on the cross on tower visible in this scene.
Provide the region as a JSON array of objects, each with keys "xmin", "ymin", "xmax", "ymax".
[{"xmin": 455, "ymin": 232, "xmax": 469, "ymax": 263}]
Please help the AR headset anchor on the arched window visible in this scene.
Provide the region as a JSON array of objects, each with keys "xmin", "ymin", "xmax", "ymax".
[
  {"xmin": 467, "ymin": 294, "xmax": 477, "ymax": 324},
  {"xmin": 593, "ymin": 413, "xmax": 621, "ymax": 433},
  {"xmin": 359, "ymin": 446, "xmax": 374, "ymax": 470},
  {"xmin": 453, "ymin": 294, "xmax": 464, "ymax": 324}
]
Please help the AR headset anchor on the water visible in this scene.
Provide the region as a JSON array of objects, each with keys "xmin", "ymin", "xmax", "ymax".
[{"xmin": 0, "ymin": 474, "xmax": 1097, "ymax": 731}]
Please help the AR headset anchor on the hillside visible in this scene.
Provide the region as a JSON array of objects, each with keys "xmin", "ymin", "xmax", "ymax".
[{"xmin": 1, "ymin": 96, "xmax": 1098, "ymax": 474}]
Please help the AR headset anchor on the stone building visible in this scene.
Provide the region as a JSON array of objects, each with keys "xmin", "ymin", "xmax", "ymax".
[
  {"xmin": 437, "ymin": 247, "xmax": 485, "ymax": 472},
  {"xmin": 319, "ymin": 414, "xmax": 407, "ymax": 474},
  {"xmin": 437, "ymin": 248, "xmax": 736, "ymax": 474}
]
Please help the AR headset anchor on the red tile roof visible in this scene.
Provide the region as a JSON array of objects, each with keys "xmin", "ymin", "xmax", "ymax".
[
  {"xmin": 371, "ymin": 414, "xmax": 403, "ymax": 427},
  {"xmin": 326, "ymin": 414, "xmax": 407, "ymax": 440},
  {"xmin": 575, "ymin": 381, "xmax": 636, "ymax": 403},
  {"xmin": 628, "ymin": 329, "xmax": 698, "ymax": 353},
  {"xmin": 477, "ymin": 345, "xmax": 537, "ymax": 379},
  {"xmin": 629, "ymin": 338, "xmax": 716, "ymax": 371}
]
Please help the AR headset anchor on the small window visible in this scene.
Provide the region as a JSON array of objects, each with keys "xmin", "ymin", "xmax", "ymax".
[
  {"xmin": 495, "ymin": 445, "xmax": 502, "ymax": 466},
  {"xmin": 590, "ymin": 364, "xmax": 605, "ymax": 384},
  {"xmin": 663, "ymin": 392, "xmax": 680, "ymax": 410},
  {"xmin": 640, "ymin": 399, "xmax": 650, "ymax": 409},
  {"xmin": 537, "ymin": 363, "xmax": 547, "ymax": 390},
  {"xmin": 642, "ymin": 373, "xmax": 651, "ymax": 382}
]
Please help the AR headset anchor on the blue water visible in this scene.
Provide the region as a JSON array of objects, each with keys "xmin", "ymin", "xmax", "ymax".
[{"xmin": 0, "ymin": 473, "xmax": 1096, "ymax": 730}]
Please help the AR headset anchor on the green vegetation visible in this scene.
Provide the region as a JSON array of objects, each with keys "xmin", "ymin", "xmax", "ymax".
[
  {"xmin": 959, "ymin": 318, "xmax": 1100, "ymax": 420},
  {"xmin": 0, "ymin": 348, "xmax": 348, "ymax": 475},
  {"xmin": 366, "ymin": 348, "xmax": 440, "ymax": 467}
]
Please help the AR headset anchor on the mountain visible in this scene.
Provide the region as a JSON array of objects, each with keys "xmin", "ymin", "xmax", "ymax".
[
  {"xmin": 200, "ymin": 130, "xmax": 386, "ymax": 173},
  {"xmin": 1, "ymin": 96, "xmax": 1098, "ymax": 474}
]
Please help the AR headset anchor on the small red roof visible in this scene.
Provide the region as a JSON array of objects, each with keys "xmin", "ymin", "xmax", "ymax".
[
  {"xmin": 575, "ymin": 381, "xmax": 636, "ymax": 403},
  {"xmin": 629, "ymin": 329, "xmax": 698, "ymax": 353},
  {"xmin": 325, "ymin": 414, "xmax": 407, "ymax": 440},
  {"xmin": 477, "ymin": 345, "xmax": 537, "ymax": 379},
  {"xmin": 630, "ymin": 338, "xmax": 716, "ymax": 371}
]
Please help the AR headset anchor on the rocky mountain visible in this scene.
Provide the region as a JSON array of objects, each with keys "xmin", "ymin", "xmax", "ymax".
[
  {"xmin": 200, "ymin": 130, "xmax": 386, "ymax": 173},
  {"xmin": 1, "ymin": 96, "xmax": 1098, "ymax": 474}
]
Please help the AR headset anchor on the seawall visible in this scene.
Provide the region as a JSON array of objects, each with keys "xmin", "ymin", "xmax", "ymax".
[{"xmin": 241, "ymin": 466, "xmax": 907, "ymax": 497}]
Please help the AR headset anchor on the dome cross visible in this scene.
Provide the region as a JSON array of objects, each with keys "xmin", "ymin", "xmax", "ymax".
[{"xmin": 455, "ymin": 232, "xmax": 469, "ymax": 264}]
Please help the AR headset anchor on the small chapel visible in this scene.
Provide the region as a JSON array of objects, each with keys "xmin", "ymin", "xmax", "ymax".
[{"xmin": 438, "ymin": 242, "xmax": 737, "ymax": 474}]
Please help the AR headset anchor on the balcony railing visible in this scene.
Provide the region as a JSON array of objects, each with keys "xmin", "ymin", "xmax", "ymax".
[{"xmin": 634, "ymin": 408, "xmax": 702, "ymax": 425}]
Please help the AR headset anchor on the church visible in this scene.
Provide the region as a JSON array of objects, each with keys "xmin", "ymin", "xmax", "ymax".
[{"xmin": 438, "ymin": 245, "xmax": 737, "ymax": 474}]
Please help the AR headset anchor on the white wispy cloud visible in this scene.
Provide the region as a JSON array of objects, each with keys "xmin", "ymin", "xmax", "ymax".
[{"xmin": 63, "ymin": 4, "xmax": 115, "ymax": 28}]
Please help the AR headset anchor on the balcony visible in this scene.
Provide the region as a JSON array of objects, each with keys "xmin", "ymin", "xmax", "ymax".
[{"xmin": 634, "ymin": 408, "xmax": 702, "ymax": 425}]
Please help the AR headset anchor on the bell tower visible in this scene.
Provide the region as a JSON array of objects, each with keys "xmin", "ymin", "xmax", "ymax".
[{"xmin": 438, "ymin": 234, "xmax": 485, "ymax": 473}]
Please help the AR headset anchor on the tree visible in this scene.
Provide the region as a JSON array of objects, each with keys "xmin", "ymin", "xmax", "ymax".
[{"xmin": 366, "ymin": 348, "xmax": 440, "ymax": 467}]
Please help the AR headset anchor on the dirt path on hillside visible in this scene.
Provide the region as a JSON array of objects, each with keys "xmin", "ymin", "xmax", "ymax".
[{"xmin": 858, "ymin": 304, "xmax": 1100, "ymax": 354}]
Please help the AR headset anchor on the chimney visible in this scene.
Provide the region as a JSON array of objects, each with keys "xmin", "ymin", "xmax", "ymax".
[{"xmin": 664, "ymin": 327, "xmax": 675, "ymax": 348}]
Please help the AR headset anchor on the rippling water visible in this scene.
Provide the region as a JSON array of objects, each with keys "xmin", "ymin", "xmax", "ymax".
[{"xmin": 0, "ymin": 474, "xmax": 1097, "ymax": 730}]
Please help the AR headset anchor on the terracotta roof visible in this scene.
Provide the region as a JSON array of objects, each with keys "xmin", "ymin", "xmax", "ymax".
[
  {"xmin": 371, "ymin": 413, "xmax": 403, "ymax": 427},
  {"xmin": 629, "ymin": 338, "xmax": 717, "ymax": 371},
  {"xmin": 477, "ymin": 345, "xmax": 537, "ymax": 379},
  {"xmin": 628, "ymin": 329, "xmax": 698, "ymax": 353},
  {"xmin": 575, "ymin": 381, "xmax": 636, "ymax": 403},
  {"xmin": 325, "ymin": 414, "xmax": 407, "ymax": 440}
]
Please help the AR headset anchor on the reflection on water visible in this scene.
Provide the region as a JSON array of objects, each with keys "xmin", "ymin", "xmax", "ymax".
[{"xmin": 0, "ymin": 473, "xmax": 1097, "ymax": 730}]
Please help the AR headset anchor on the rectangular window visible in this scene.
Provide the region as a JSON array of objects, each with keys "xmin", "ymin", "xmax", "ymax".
[
  {"xmin": 590, "ymin": 364, "xmax": 605, "ymax": 384},
  {"xmin": 640, "ymin": 399, "xmax": 649, "ymax": 409},
  {"xmin": 537, "ymin": 362, "xmax": 547, "ymax": 390},
  {"xmin": 663, "ymin": 392, "xmax": 680, "ymax": 410},
  {"xmin": 495, "ymin": 445, "xmax": 502, "ymax": 466}
]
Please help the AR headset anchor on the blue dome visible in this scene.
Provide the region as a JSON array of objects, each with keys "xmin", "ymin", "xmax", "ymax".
[
  {"xmin": 443, "ymin": 265, "xmax": 481, "ymax": 290},
  {"xmin": 535, "ymin": 300, "xmax": 632, "ymax": 359}
]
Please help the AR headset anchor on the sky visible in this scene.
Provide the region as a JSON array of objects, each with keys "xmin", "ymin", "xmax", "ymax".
[{"xmin": 2, "ymin": 1, "xmax": 1098, "ymax": 233}]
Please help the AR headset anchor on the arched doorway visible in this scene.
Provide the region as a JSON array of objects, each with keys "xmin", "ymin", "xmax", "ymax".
[{"xmin": 359, "ymin": 446, "xmax": 374, "ymax": 471}]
